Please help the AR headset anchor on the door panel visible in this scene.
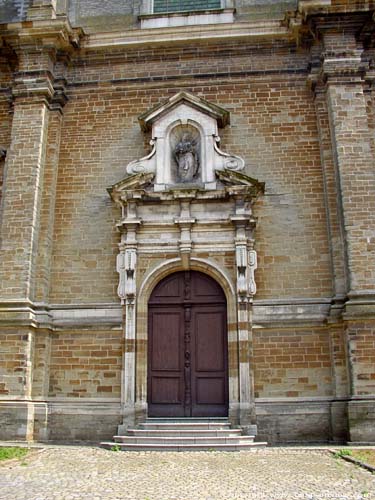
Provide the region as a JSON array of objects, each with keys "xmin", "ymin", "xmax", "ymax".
[
  {"xmin": 195, "ymin": 310, "xmax": 225, "ymax": 372},
  {"xmin": 148, "ymin": 271, "xmax": 228, "ymax": 417},
  {"xmin": 191, "ymin": 306, "xmax": 227, "ymax": 416},
  {"xmin": 148, "ymin": 307, "xmax": 185, "ymax": 416},
  {"xmin": 151, "ymin": 377, "xmax": 181, "ymax": 404},
  {"xmin": 151, "ymin": 312, "xmax": 181, "ymax": 371},
  {"xmin": 196, "ymin": 377, "xmax": 225, "ymax": 404}
]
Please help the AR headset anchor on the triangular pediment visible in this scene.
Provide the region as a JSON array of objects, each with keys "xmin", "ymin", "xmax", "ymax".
[
  {"xmin": 216, "ymin": 169, "xmax": 265, "ymax": 192},
  {"xmin": 138, "ymin": 91, "xmax": 230, "ymax": 132},
  {"xmin": 107, "ymin": 172, "xmax": 154, "ymax": 203}
]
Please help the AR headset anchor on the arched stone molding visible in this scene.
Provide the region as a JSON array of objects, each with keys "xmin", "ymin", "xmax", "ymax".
[{"xmin": 131, "ymin": 257, "xmax": 241, "ymax": 424}]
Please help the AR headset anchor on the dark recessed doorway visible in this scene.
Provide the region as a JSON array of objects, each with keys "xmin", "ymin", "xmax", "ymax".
[{"xmin": 147, "ymin": 271, "xmax": 228, "ymax": 417}]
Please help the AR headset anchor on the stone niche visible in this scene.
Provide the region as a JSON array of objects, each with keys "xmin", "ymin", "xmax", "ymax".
[
  {"xmin": 126, "ymin": 91, "xmax": 245, "ymax": 191},
  {"xmin": 108, "ymin": 91, "xmax": 264, "ymax": 431}
]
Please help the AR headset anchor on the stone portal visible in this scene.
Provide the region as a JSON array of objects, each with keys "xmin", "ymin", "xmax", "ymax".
[{"xmin": 108, "ymin": 91, "xmax": 264, "ymax": 433}]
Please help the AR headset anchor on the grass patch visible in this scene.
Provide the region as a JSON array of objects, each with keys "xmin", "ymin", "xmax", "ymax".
[
  {"xmin": 334, "ymin": 449, "xmax": 353, "ymax": 458},
  {"xmin": 0, "ymin": 447, "xmax": 28, "ymax": 462},
  {"xmin": 350, "ymin": 449, "xmax": 375, "ymax": 468}
]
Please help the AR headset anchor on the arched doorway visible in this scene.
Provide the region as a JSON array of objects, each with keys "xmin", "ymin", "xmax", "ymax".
[{"xmin": 147, "ymin": 270, "xmax": 228, "ymax": 417}]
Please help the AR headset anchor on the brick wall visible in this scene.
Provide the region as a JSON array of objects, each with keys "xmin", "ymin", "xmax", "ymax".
[
  {"xmin": 0, "ymin": 331, "xmax": 29, "ymax": 397},
  {"xmin": 0, "ymin": 61, "xmax": 12, "ymax": 209},
  {"xmin": 253, "ymin": 328, "xmax": 333, "ymax": 398},
  {"xmin": 49, "ymin": 331, "xmax": 123, "ymax": 398},
  {"xmin": 50, "ymin": 40, "xmax": 331, "ymax": 303},
  {"xmin": 348, "ymin": 321, "xmax": 375, "ymax": 396}
]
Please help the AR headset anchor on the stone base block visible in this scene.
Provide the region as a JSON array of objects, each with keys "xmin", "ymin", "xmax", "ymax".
[
  {"xmin": 330, "ymin": 400, "xmax": 349, "ymax": 443},
  {"xmin": 0, "ymin": 400, "xmax": 123, "ymax": 443},
  {"xmin": 348, "ymin": 399, "xmax": 375, "ymax": 443},
  {"xmin": 255, "ymin": 400, "xmax": 348, "ymax": 444},
  {"xmin": 0, "ymin": 401, "xmax": 33, "ymax": 441},
  {"xmin": 47, "ymin": 401, "xmax": 122, "ymax": 442}
]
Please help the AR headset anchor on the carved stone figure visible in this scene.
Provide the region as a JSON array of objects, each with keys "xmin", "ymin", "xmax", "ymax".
[{"xmin": 174, "ymin": 134, "xmax": 199, "ymax": 182}]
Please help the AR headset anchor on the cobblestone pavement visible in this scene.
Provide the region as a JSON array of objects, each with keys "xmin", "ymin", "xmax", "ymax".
[{"xmin": 0, "ymin": 447, "xmax": 374, "ymax": 500}]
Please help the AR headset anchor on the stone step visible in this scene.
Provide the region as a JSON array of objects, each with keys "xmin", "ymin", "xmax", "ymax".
[
  {"xmin": 113, "ymin": 435, "xmax": 255, "ymax": 445},
  {"xmin": 101, "ymin": 442, "xmax": 267, "ymax": 452},
  {"xmin": 125, "ymin": 428, "xmax": 243, "ymax": 437},
  {"xmin": 145, "ymin": 417, "xmax": 229, "ymax": 421},
  {"xmin": 139, "ymin": 421, "xmax": 231, "ymax": 430},
  {"xmin": 101, "ymin": 418, "xmax": 267, "ymax": 451}
]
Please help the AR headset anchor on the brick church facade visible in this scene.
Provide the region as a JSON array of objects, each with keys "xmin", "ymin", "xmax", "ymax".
[{"xmin": 0, "ymin": 0, "xmax": 375, "ymax": 444}]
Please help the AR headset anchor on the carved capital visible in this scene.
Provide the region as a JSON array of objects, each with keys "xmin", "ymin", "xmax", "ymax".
[{"xmin": 306, "ymin": 14, "xmax": 373, "ymax": 89}]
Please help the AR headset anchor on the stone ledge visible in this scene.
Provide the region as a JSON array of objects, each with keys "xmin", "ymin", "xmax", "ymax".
[
  {"xmin": 253, "ymin": 298, "xmax": 331, "ymax": 327},
  {"xmin": 82, "ymin": 20, "xmax": 289, "ymax": 50},
  {"xmin": 139, "ymin": 9, "xmax": 234, "ymax": 29}
]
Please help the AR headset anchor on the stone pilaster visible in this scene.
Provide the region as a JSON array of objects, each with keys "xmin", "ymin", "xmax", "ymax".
[
  {"xmin": 116, "ymin": 199, "xmax": 142, "ymax": 431},
  {"xmin": 322, "ymin": 28, "xmax": 375, "ymax": 304},
  {"xmin": 313, "ymin": 84, "xmax": 348, "ymax": 312},
  {"xmin": 309, "ymin": 16, "xmax": 375, "ymax": 442},
  {"xmin": 0, "ymin": 20, "xmax": 81, "ymax": 317},
  {"xmin": 0, "ymin": 21, "xmax": 80, "ymax": 441},
  {"xmin": 0, "ymin": 50, "xmax": 53, "ymax": 305},
  {"xmin": 34, "ymin": 74, "xmax": 68, "ymax": 305},
  {"xmin": 231, "ymin": 197, "xmax": 258, "ymax": 429}
]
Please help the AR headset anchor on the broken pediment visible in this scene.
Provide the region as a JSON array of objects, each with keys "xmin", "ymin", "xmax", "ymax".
[
  {"xmin": 108, "ymin": 168, "xmax": 264, "ymax": 206},
  {"xmin": 125, "ymin": 91, "xmax": 248, "ymax": 191}
]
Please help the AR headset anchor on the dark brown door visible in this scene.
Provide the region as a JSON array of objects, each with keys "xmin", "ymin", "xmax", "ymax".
[{"xmin": 148, "ymin": 271, "xmax": 228, "ymax": 417}]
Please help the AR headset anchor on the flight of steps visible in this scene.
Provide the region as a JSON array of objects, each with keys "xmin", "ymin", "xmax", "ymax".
[{"xmin": 101, "ymin": 418, "xmax": 267, "ymax": 451}]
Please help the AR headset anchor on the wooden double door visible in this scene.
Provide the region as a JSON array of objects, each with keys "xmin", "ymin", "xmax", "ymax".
[{"xmin": 148, "ymin": 271, "xmax": 228, "ymax": 417}]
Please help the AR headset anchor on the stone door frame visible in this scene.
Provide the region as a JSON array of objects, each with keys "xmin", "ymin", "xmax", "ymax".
[{"xmin": 119, "ymin": 256, "xmax": 256, "ymax": 431}]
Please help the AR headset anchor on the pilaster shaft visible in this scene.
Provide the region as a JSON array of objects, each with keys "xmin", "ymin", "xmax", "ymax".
[
  {"xmin": 322, "ymin": 29, "xmax": 375, "ymax": 298},
  {"xmin": 0, "ymin": 46, "xmax": 56, "ymax": 302},
  {"xmin": 0, "ymin": 99, "xmax": 50, "ymax": 301}
]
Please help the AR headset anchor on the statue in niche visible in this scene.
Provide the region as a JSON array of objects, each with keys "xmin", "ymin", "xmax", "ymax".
[{"xmin": 174, "ymin": 133, "xmax": 199, "ymax": 182}]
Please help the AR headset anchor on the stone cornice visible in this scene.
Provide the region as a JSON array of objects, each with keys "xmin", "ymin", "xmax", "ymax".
[
  {"xmin": 305, "ymin": 12, "xmax": 375, "ymax": 89},
  {"xmin": 81, "ymin": 21, "xmax": 289, "ymax": 51},
  {"xmin": 0, "ymin": 19, "xmax": 79, "ymax": 107},
  {"xmin": 0, "ymin": 17, "xmax": 83, "ymax": 53}
]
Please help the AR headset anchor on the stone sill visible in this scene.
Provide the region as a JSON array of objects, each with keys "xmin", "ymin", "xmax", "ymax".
[{"xmin": 139, "ymin": 8, "xmax": 235, "ymax": 29}]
